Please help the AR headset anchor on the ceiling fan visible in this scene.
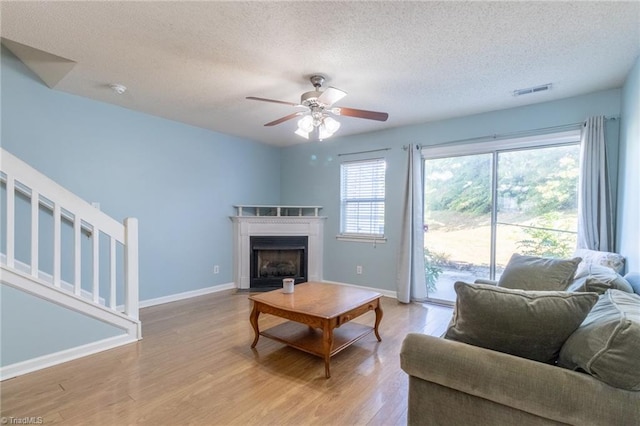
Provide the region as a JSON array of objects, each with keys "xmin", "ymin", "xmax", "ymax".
[{"xmin": 246, "ymin": 75, "xmax": 389, "ymax": 140}]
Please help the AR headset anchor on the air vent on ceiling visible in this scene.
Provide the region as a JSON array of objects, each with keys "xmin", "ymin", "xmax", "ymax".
[{"xmin": 513, "ymin": 83, "xmax": 552, "ymax": 97}]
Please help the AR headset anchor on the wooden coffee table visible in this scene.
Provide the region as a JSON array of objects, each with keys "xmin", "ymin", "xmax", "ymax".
[{"xmin": 249, "ymin": 282, "xmax": 383, "ymax": 378}]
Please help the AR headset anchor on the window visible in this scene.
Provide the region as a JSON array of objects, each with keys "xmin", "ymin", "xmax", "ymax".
[
  {"xmin": 422, "ymin": 129, "xmax": 581, "ymax": 304},
  {"xmin": 339, "ymin": 159, "xmax": 386, "ymax": 240}
]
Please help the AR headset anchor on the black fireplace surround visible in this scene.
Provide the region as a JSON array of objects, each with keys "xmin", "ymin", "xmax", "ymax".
[{"xmin": 250, "ymin": 236, "xmax": 308, "ymax": 289}]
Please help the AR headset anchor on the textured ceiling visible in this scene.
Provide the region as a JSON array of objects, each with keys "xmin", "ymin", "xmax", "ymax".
[{"xmin": 1, "ymin": 1, "xmax": 639, "ymax": 147}]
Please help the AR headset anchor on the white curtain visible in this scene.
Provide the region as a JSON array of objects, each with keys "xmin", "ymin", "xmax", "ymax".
[
  {"xmin": 577, "ymin": 116, "xmax": 613, "ymax": 251},
  {"xmin": 396, "ymin": 144, "xmax": 426, "ymax": 303}
]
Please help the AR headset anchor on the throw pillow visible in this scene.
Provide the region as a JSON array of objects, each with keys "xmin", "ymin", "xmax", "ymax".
[
  {"xmin": 568, "ymin": 264, "xmax": 634, "ymax": 294},
  {"xmin": 573, "ymin": 248, "xmax": 625, "ymax": 275},
  {"xmin": 444, "ymin": 282, "xmax": 598, "ymax": 363},
  {"xmin": 497, "ymin": 253, "xmax": 582, "ymax": 291},
  {"xmin": 626, "ymin": 272, "xmax": 640, "ymax": 295},
  {"xmin": 558, "ymin": 290, "xmax": 640, "ymax": 391}
]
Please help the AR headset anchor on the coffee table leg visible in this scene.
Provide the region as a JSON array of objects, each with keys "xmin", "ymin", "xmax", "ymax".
[
  {"xmin": 250, "ymin": 303, "xmax": 260, "ymax": 348},
  {"xmin": 374, "ymin": 300, "xmax": 383, "ymax": 342},
  {"xmin": 322, "ymin": 322, "xmax": 333, "ymax": 378}
]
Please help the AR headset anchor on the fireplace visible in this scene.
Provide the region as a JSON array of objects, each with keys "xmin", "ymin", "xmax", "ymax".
[
  {"xmin": 250, "ymin": 236, "xmax": 308, "ymax": 289},
  {"xmin": 231, "ymin": 205, "xmax": 325, "ymax": 290}
]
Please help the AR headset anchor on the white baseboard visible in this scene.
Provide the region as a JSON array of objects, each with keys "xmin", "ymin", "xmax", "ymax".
[
  {"xmin": 139, "ymin": 282, "xmax": 235, "ymax": 308},
  {"xmin": 322, "ymin": 280, "xmax": 398, "ymax": 299},
  {"xmin": 0, "ymin": 334, "xmax": 137, "ymax": 381}
]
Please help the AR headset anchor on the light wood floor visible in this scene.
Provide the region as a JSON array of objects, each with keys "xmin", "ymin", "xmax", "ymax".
[{"xmin": 0, "ymin": 289, "xmax": 453, "ymax": 425}]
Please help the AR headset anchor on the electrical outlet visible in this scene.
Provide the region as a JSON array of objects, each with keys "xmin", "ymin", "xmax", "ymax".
[
  {"xmin": 356, "ymin": 265, "xmax": 363, "ymax": 275},
  {"xmin": 214, "ymin": 265, "xmax": 220, "ymax": 274}
]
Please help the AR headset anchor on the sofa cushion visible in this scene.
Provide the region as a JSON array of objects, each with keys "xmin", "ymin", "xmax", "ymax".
[
  {"xmin": 558, "ymin": 290, "xmax": 640, "ymax": 391},
  {"xmin": 568, "ymin": 264, "xmax": 634, "ymax": 294},
  {"xmin": 573, "ymin": 248, "xmax": 625, "ymax": 274},
  {"xmin": 498, "ymin": 253, "xmax": 582, "ymax": 291},
  {"xmin": 445, "ymin": 282, "xmax": 598, "ymax": 363},
  {"xmin": 626, "ymin": 272, "xmax": 640, "ymax": 296}
]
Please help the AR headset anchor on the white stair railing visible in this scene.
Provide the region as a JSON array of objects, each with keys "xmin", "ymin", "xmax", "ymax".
[{"xmin": 0, "ymin": 148, "xmax": 140, "ymax": 331}]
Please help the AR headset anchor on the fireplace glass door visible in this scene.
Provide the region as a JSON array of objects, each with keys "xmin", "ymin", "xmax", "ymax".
[{"xmin": 250, "ymin": 236, "xmax": 308, "ymax": 289}]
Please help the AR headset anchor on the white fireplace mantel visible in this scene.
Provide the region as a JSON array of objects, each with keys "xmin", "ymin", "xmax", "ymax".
[{"xmin": 231, "ymin": 214, "xmax": 325, "ymax": 289}]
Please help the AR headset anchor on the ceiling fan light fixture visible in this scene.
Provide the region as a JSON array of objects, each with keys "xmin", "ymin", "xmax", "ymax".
[
  {"xmin": 318, "ymin": 117, "xmax": 341, "ymax": 141},
  {"xmin": 297, "ymin": 115, "xmax": 314, "ymax": 133},
  {"xmin": 318, "ymin": 126, "xmax": 332, "ymax": 141},
  {"xmin": 323, "ymin": 116, "xmax": 340, "ymax": 133},
  {"xmin": 294, "ymin": 127, "xmax": 310, "ymax": 139},
  {"xmin": 296, "ymin": 114, "xmax": 341, "ymax": 141}
]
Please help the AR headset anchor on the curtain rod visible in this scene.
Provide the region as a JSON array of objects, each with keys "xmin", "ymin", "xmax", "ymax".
[
  {"xmin": 422, "ymin": 115, "xmax": 620, "ymax": 148},
  {"xmin": 337, "ymin": 147, "xmax": 391, "ymax": 157}
]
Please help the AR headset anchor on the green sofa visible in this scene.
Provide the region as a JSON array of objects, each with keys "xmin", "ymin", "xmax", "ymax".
[
  {"xmin": 401, "ymin": 332, "xmax": 639, "ymax": 425},
  {"xmin": 400, "ymin": 271, "xmax": 640, "ymax": 426}
]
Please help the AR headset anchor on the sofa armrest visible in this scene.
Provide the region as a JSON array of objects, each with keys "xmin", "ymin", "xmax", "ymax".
[{"xmin": 400, "ymin": 333, "xmax": 640, "ymax": 425}]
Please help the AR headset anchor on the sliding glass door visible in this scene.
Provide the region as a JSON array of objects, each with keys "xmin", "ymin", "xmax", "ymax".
[
  {"xmin": 494, "ymin": 145, "xmax": 579, "ymax": 276},
  {"xmin": 423, "ymin": 134, "xmax": 580, "ymax": 304},
  {"xmin": 424, "ymin": 153, "xmax": 493, "ymax": 302}
]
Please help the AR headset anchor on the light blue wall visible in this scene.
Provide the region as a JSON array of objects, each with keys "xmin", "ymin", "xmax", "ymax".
[
  {"xmin": 1, "ymin": 47, "xmax": 281, "ymax": 301},
  {"xmin": 617, "ymin": 55, "xmax": 640, "ymax": 273},
  {"xmin": 0, "ymin": 284, "xmax": 123, "ymax": 365},
  {"xmin": 281, "ymin": 90, "xmax": 623, "ymax": 292},
  {"xmin": 1, "ymin": 47, "xmax": 281, "ymax": 367}
]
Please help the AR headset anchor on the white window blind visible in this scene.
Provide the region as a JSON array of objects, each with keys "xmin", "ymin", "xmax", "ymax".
[{"xmin": 340, "ymin": 159, "xmax": 386, "ymax": 237}]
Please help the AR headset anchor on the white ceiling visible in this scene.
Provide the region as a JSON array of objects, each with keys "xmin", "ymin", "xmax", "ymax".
[{"xmin": 1, "ymin": 1, "xmax": 639, "ymax": 147}]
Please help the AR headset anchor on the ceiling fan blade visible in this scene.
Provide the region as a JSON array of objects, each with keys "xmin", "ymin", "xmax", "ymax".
[
  {"xmin": 317, "ymin": 87, "xmax": 347, "ymax": 106},
  {"xmin": 332, "ymin": 107, "xmax": 389, "ymax": 122},
  {"xmin": 264, "ymin": 112, "xmax": 304, "ymax": 126},
  {"xmin": 246, "ymin": 96, "xmax": 301, "ymax": 107}
]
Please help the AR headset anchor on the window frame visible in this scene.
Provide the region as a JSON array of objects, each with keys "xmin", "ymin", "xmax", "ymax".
[
  {"xmin": 337, "ymin": 158, "xmax": 387, "ymax": 244},
  {"xmin": 421, "ymin": 130, "xmax": 581, "ymax": 159},
  {"xmin": 422, "ymin": 129, "xmax": 582, "ymax": 282}
]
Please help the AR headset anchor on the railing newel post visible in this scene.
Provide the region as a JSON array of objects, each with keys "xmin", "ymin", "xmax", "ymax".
[{"xmin": 124, "ymin": 217, "xmax": 139, "ymax": 321}]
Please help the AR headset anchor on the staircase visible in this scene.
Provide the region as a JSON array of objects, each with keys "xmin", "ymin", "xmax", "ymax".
[{"xmin": 0, "ymin": 148, "xmax": 141, "ymax": 379}]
